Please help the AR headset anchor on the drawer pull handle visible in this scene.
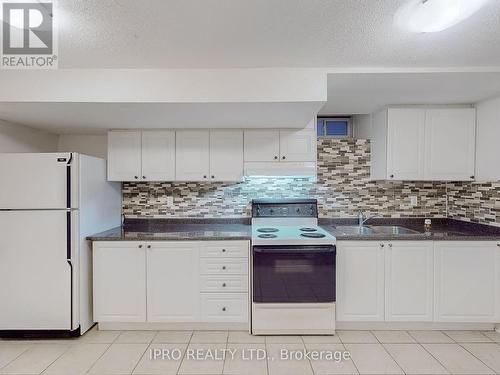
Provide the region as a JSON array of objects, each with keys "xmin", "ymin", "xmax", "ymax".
[
  {"xmin": 222, "ymin": 307, "xmax": 226, "ymax": 312},
  {"xmin": 222, "ymin": 249, "xmax": 226, "ymax": 252},
  {"xmin": 222, "ymin": 266, "xmax": 226, "ymax": 270},
  {"xmin": 222, "ymin": 283, "xmax": 227, "ymax": 287}
]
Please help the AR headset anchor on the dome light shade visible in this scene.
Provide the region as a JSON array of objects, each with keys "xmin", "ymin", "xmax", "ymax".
[{"xmin": 395, "ymin": 0, "xmax": 490, "ymax": 33}]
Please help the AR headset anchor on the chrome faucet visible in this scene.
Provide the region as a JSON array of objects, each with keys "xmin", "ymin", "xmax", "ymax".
[{"xmin": 358, "ymin": 211, "xmax": 381, "ymax": 227}]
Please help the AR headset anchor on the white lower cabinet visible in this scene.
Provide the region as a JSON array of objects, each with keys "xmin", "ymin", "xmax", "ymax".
[
  {"xmin": 336, "ymin": 241, "xmax": 385, "ymax": 321},
  {"xmin": 200, "ymin": 293, "xmax": 248, "ymax": 322},
  {"xmin": 434, "ymin": 241, "xmax": 499, "ymax": 323},
  {"xmin": 337, "ymin": 240, "xmax": 500, "ymax": 324},
  {"xmin": 93, "ymin": 240, "xmax": 249, "ymax": 325},
  {"xmin": 147, "ymin": 242, "xmax": 200, "ymax": 322},
  {"xmin": 93, "ymin": 242, "xmax": 147, "ymax": 322},
  {"xmin": 385, "ymin": 241, "xmax": 434, "ymax": 321}
]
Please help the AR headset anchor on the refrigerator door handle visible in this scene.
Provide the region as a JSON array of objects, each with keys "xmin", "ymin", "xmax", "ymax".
[{"xmin": 66, "ymin": 153, "xmax": 73, "ymax": 209}]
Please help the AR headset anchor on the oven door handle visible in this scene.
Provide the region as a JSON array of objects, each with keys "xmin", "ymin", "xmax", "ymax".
[{"xmin": 253, "ymin": 247, "xmax": 335, "ymax": 254}]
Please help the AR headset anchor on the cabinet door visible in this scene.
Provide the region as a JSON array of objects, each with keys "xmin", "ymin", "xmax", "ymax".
[
  {"xmin": 147, "ymin": 242, "xmax": 200, "ymax": 322},
  {"xmin": 387, "ymin": 108, "xmax": 425, "ymax": 180},
  {"xmin": 243, "ymin": 130, "xmax": 280, "ymax": 162},
  {"xmin": 107, "ymin": 131, "xmax": 142, "ymax": 181},
  {"xmin": 93, "ymin": 242, "xmax": 146, "ymax": 322},
  {"xmin": 209, "ymin": 130, "xmax": 244, "ymax": 181},
  {"xmin": 434, "ymin": 242, "xmax": 498, "ymax": 322},
  {"xmin": 141, "ymin": 131, "xmax": 175, "ymax": 181},
  {"xmin": 385, "ymin": 242, "xmax": 433, "ymax": 321},
  {"xmin": 336, "ymin": 241, "xmax": 385, "ymax": 321},
  {"xmin": 175, "ymin": 131, "xmax": 210, "ymax": 181},
  {"xmin": 424, "ymin": 108, "xmax": 476, "ymax": 181},
  {"xmin": 279, "ymin": 130, "xmax": 316, "ymax": 162}
]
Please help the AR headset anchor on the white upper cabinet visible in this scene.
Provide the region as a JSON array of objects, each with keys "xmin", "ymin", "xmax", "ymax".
[
  {"xmin": 141, "ymin": 131, "xmax": 175, "ymax": 181},
  {"xmin": 424, "ymin": 108, "xmax": 476, "ymax": 181},
  {"xmin": 244, "ymin": 130, "xmax": 280, "ymax": 162},
  {"xmin": 108, "ymin": 130, "xmax": 175, "ymax": 181},
  {"xmin": 209, "ymin": 130, "xmax": 244, "ymax": 181},
  {"xmin": 371, "ymin": 107, "xmax": 476, "ymax": 181},
  {"xmin": 475, "ymin": 96, "xmax": 500, "ymax": 181},
  {"xmin": 385, "ymin": 241, "xmax": 434, "ymax": 321},
  {"xmin": 279, "ymin": 129, "xmax": 316, "ymax": 162},
  {"xmin": 108, "ymin": 131, "xmax": 142, "ymax": 181},
  {"xmin": 386, "ymin": 108, "xmax": 425, "ymax": 180},
  {"xmin": 175, "ymin": 130, "xmax": 210, "ymax": 181}
]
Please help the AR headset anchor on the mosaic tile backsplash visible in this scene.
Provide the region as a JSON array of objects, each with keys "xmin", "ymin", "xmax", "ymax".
[
  {"xmin": 447, "ymin": 181, "xmax": 500, "ymax": 227},
  {"xmin": 123, "ymin": 138, "xmax": 448, "ymax": 219}
]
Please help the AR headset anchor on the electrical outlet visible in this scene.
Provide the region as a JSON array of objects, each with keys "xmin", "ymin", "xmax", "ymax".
[{"xmin": 410, "ymin": 196, "xmax": 418, "ymax": 206}]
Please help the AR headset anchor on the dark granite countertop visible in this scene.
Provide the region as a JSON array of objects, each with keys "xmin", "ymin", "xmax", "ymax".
[
  {"xmin": 87, "ymin": 218, "xmax": 252, "ymax": 241},
  {"xmin": 320, "ymin": 218, "xmax": 500, "ymax": 241},
  {"xmin": 87, "ymin": 217, "xmax": 500, "ymax": 242}
]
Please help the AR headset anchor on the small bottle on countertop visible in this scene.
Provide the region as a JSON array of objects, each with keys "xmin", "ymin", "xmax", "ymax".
[{"xmin": 424, "ymin": 219, "xmax": 432, "ymax": 232}]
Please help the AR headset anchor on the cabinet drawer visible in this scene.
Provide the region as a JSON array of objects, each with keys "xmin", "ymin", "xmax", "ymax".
[
  {"xmin": 200, "ymin": 241, "xmax": 248, "ymax": 258},
  {"xmin": 200, "ymin": 293, "xmax": 248, "ymax": 322},
  {"xmin": 200, "ymin": 258, "xmax": 248, "ymax": 275},
  {"xmin": 200, "ymin": 275, "xmax": 248, "ymax": 293}
]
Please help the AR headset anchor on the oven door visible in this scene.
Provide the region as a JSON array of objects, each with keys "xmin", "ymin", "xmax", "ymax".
[{"xmin": 252, "ymin": 245, "xmax": 336, "ymax": 303}]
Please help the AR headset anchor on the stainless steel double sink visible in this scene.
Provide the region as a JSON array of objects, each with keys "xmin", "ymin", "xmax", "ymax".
[{"xmin": 333, "ymin": 225, "xmax": 422, "ymax": 236}]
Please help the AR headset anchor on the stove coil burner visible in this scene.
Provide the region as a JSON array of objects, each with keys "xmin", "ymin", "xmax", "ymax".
[
  {"xmin": 300, "ymin": 227, "xmax": 317, "ymax": 232},
  {"xmin": 258, "ymin": 233, "xmax": 278, "ymax": 239},
  {"xmin": 257, "ymin": 228, "xmax": 279, "ymax": 233},
  {"xmin": 300, "ymin": 232, "xmax": 326, "ymax": 238}
]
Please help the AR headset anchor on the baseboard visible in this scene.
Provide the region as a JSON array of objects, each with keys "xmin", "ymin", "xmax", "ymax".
[
  {"xmin": 97, "ymin": 322, "xmax": 249, "ymax": 331},
  {"xmin": 336, "ymin": 321, "xmax": 496, "ymax": 331}
]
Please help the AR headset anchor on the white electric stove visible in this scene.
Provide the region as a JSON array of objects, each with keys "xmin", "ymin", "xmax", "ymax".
[{"xmin": 251, "ymin": 199, "xmax": 337, "ymax": 335}]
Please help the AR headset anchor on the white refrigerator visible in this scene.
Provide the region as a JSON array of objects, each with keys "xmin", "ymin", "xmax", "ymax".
[{"xmin": 0, "ymin": 153, "xmax": 121, "ymax": 336}]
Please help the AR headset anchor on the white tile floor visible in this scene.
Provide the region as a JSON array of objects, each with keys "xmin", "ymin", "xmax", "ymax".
[{"xmin": 1, "ymin": 328, "xmax": 500, "ymax": 374}]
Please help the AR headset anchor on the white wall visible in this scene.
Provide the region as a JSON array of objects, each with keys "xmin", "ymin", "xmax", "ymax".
[
  {"xmin": 0, "ymin": 119, "xmax": 58, "ymax": 152},
  {"xmin": 58, "ymin": 134, "xmax": 107, "ymax": 159},
  {"xmin": 475, "ymin": 95, "xmax": 500, "ymax": 181},
  {"xmin": 353, "ymin": 114, "xmax": 372, "ymax": 139}
]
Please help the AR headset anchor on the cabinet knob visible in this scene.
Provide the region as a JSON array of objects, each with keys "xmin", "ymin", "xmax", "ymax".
[
  {"xmin": 222, "ymin": 249, "xmax": 226, "ymax": 252},
  {"xmin": 222, "ymin": 266, "xmax": 226, "ymax": 270},
  {"xmin": 222, "ymin": 283, "xmax": 227, "ymax": 287},
  {"xmin": 211, "ymin": 175, "xmax": 215, "ymax": 179},
  {"xmin": 222, "ymin": 307, "xmax": 226, "ymax": 312},
  {"xmin": 138, "ymin": 245, "xmax": 143, "ymax": 248},
  {"xmin": 142, "ymin": 176, "xmax": 146, "ymax": 179},
  {"xmin": 380, "ymin": 243, "xmax": 385, "ymax": 248},
  {"xmin": 497, "ymin": 244, "xmax": 500, "ymax": 247},
  {"xmin": 470, "ymin": 176, "xmax": 475, "ymax": 179},
  {"xmin": 134, "ymin": 176, "xmax": 139, "ymax": 179},
  {"xmin": 388, "ymin": 243, "xmax": 392, "ymax": 248},
  {"xmin": 147, "ymin": 245, "xmax": 151, "ymax": 249},
  {"xmin": 282, "ymin": 156, "xmax": 286, "ymax": 160},
  {"xmin": 274, "ymin": 156, "xmax": 278, "ymax": 160},
  {"xmin": 203, "ymin": 175, "xmax": 207, "ymax": 179},
  {"xmin": 390, "ymin": 174, "xmax": 394, "ymax": 178}
]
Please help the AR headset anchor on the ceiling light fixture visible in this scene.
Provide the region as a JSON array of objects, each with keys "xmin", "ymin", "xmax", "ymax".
[{"xmin": 395, "ymin": 0, "xmax": 490, "ymax": 33}]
